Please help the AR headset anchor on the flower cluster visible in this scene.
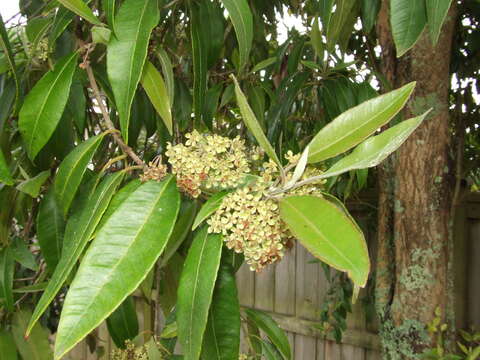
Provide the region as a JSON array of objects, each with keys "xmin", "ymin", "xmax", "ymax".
[
  {"xmin": 165, "ymin": 131, "xmax": 250, "ymax": 197},
  {"xmin": 140, "ymin": 156, "xmax": 168, "ymax": 182}
]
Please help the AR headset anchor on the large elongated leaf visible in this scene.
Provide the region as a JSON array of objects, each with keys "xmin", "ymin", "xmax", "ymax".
[
  {"xmin": 12, "ymin": 310, "xmax": 53, "ymax": 360},
  {"xmin": 27, "ymin": 172, "xmax": 124, "ymax": 336},
  {"xmin": 307, "ymin": 82, "xmax": 415, "ymax": 163},
  {"xmin": 326, "ymin": 0, "xmax": 356, "ymax": 50},
  {"xmin": 19, "ymin": 52, "xmax": 78, "ymax": 160},
  {"xmin": 0, "ymin": 330, "xmax": 17, "ymax": 360},
  {"xmin": 0, "ymin": 14, "xmax": 20, "ymax": 114},
  {"xmin": 102, "ymin": 0, "xmax": 116, "ymax": 29},
  {"xmin": 16, "ymin": 170, "xmax": 50, "ymax": 198},
  {"xmin": 244, "ymin": 309, "xmax": 291, "ymax": 360},
  {"xmin": 177, "ymin": 227, "xmax": 223, "ymax": 360},
  {"xmin": 192, "ymin": 191, "xmax": 229, "ymax": 231},
  {"xmin": 54, "ymin": 133, "xmax": 105, "ymax": 216},
  {"xmin": 57, "ymin": 0, "xmax": 101, "ymax": 25},
  {"xmin": 361, "ymin": 0, "xmax": 380, "ymax": 33},
  {"xmin": 201, "ymin": 265, "xmax": 240, "ymax": 360},
  {"xmin": 391, "ymin": 0, "xmax": 427, "ymax": 57},
  {"xmin": 0, "ymin": 149, "xmax": 13, "ymax": 185},
  {"xmin": 54, "ymin": 177, "xmax": 180, "ymax": 359},
  {"xmin": 232, "ymin": 76, "xmax": 281, "ymax": 167},
  {"xmin": 156, "ymin": 48, "xmax": 175, "ymax": 107},
  {"xmin": 279, "ymin": 195, "xmax": 369, "ymax": 287},
  {"xmin": 426, "ymin": 0, "xmax": 452, "ymax": 45},
  {"xmin": 220, "ymin": 0, "xmax": 253, "ymax": 71},
  {"xmin": 141, "ymin": 61, "xmax": 172, "ymax": 135},
  {"xmin": 37, "ymin": 189, "xmax": 66, "ymax": 273},
  {"xmin": 107, "ymin": 0, "xmax": 159, "ymax": 142},
  {"xmin": 106, "ymin": 296, "xmax": 139, "ymax": 348},
  {"xmin": 0, "ymin": 247, "xmax": 14, "ymax": 312},
  {"xmin": 321, "ymin": 112, "xmax": 429, "ymax": 178}
]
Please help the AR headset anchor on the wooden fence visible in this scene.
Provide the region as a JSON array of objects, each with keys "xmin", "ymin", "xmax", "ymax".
[{"xmin": 65, "ymin": 193, "xmax": 480, "ymax": 359}]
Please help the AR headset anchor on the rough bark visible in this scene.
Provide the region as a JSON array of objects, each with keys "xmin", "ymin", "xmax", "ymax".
[{"xmin": 375, "ymin": 2, "xmax": 457, "ymax": 358}]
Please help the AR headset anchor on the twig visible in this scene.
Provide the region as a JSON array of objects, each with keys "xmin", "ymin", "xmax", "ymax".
[{"xmin": 81, "ymin": 45, "xmax": 145, "ymax": 167}]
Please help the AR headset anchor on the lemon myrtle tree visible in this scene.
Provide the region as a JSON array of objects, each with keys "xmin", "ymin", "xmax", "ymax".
[{"xmin": 0, "ymin": 0, "xmax": 474, "ymax": 359}]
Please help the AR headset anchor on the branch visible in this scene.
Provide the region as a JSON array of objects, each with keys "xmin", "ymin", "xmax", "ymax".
[{"xmin": 81, "ymin": 49, "xmax": 145, "ymax": 167}]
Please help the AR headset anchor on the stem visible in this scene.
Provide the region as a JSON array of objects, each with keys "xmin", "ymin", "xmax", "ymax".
[{"xmin": 82, "ymin": 53, "xmax": 145, "ymax": 167}]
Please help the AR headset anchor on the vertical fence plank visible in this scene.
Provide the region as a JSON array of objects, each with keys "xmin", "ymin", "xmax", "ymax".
[
  {"xmin": 97, "ymin": 322, "xmax": 111, "ymax": 359},
  {"xmin": 341, "ymin": 344, "xmax": 366, "ymax": 360},
  {"xmin": 254, "ymin": 264, "xmax": 275, "ymax": 311},
  {"xmin": 366, "ymin": 349, "xmax": 382, "ymax": 360},
  {"xmin": 237, "ymin": 263, "xmax": 255, "ymax": 307},
  {"xmin": 324, "ymin": 340, "xmax": 342, "ymax": 360}
]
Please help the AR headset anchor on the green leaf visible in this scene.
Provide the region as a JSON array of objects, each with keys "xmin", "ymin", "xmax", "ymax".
[
  {"xmin": 319, "ymin": 0, "xmax": 334, "ymax": 29},
  {"xmin": 326, "ymin": 0, "xmax": 356, "ymax": 51},
  {"xmin": 231, "ymin": 75, "xmax": 281, "ymax": 167},
  {"xmin": 141, "ymin": 61, "xmax": 173, "ymax": 135},
  {"xmin": 0, "ymin": 14, "xmax": 20, "ymax": 114},
  {"xmin": 54, "ymin": 177, "xmax": 180, "ymax": 359},
  {"xmin": 54, "ymin": 133, "xmax": 106, "ymax": 216},
  {"xmin": 177, "ymin": 227, "xmax": 223, "ymax": 360},
  {"xmin": 391, "ymin": 0, "xmax": 427, "ymax": 57},
  {"xmin": 0, "ymin": 247, "xmax": 14, "ymax": 312},
  {"xmin": 27, "ymin": 172, "xmax": 125, "ymax": 336},
  {"xmin": 261, "ymin": 340, "xmax": 284, "ymax": 360},
  {"xmin": 0, "ymin": 329, "xmax": 17, "ymax": 360},
  {"xmin": 102, "ymin": 0, "xmax": 116, "ymax": 30},
  {"xmin": 57, "ymin": 0, "xmax": 101, "ymax": 25},
  {"xmin": 426, "ymin": 0, "xmax": 452, "ymax": 45},
  {"xmin": 0, "ymin": 149, "xmax": 13, "ymax": 185},
  {"xmin": 106, "ymin": 296, "xmax": 139, "ymax": 348},
  {"xmin": 251, "ymin": 57, "xmax": 277, "ymax": 73},
  {"xmin": 279, "ymin": 195, "xmax": 370, "ymax": 287},
  {"xmin": 12, "ymin": 237, "xmax": 38, "ymax": 271},
  {"xmin": 162, "ymin": 199, "xmax": 198, "ymax": 266},
  {"xmin": 156, "ymin": 48, "xmax": 175, "ymax": 107},
  {"xmin": 13, "ymin": 282, "xmax": 47, "ymax": 294},
  {"xmin": 107, "ymin": 0, "xmax": 159, "ymax": 143},
  {"xmin": 244, "ymin": 308, "xmax": 291, "ymax": 360},
  {"xmin": 37, "ymin": 189, "xmax": 65, "ymax": 273},
  {"xmin": 321, "ymin": 111, "xmax": 430, "ymax": 178},
  {"xmin": 12, "ymin": 310, "xmax": 53, "ymax": 360},
  {"xmin": 361, "ymin": 0, "xmax": 380, "ymax": 33},
  {"xmin": 161, "ymin": 321, "xmax": 178, "ymax": 339},
  {"xmin": 92, "ymin": 26, "xmax": 111, "ymax": 44},
  {"xmin": 310, "ymin": 17, "xmax": 323, "ymax": 59},
  {"xmin": 16, "ymin": 170, "xmax": 50, "ymax": 198},
  {"xmin": 220, "ymin": 0, "xmax": 253, "ymax": 71},
  {"xmin": 192, "ymin": 191, "xmax": 229, "ymax": 231},
  {"xmin": 19, "ymin": 52, "xmax": 78, "ymax": 160},
  {"xmin": 201, "ymin": 265, "xmax": 240, "ymax": 360},
  {"xmin": 308, "ymin": 82, "xmax": 415, "ymax": 163}
]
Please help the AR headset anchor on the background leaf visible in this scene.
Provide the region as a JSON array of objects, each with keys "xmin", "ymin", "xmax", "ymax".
[
  {"xmin": 156, "ymin": 48, "xmax": 175, "ymax": 107},
  {"xmin": 0, "ymin": 247, "xmax": 14, "ymax": 312},
  {"xmin": 426, "ymin": 0, "xmax": 453, "ymax": 45},
  {"xmin": 0, "ymin": 330, "xmax": 17, "ymax": 360},
  {"xmin": 19, "ymin": 52, "xmax": 78, "ymax": 160},
  {"xmin": 0, "ymin": 150, "xmax": 13, "ymax": 185},
  {"xmin": 279, "ymin": 195, "xmax": 370, "ymax": 287},
  {"xmin": 16, "ymin": 170, "xmax": 50, "ymax": 198},
  {"xmin": 106, "ymin": 296, "xmax": 139, "ymax": 348},
  {"xmin": 12, "ymin": 310, "xmax": 53, "ymax": 360},
  {"xmin": 57, "ymin": 0, "xmax": 101, "ymax": 25},
  {"xmin": 107, "ymin": 0, "xmax": 159, "ymax": 142},
  {"xmin": 0, "ymin": 14, "xmax": 20, "ymax": 113},
  {"xmin": 391, "ymin": 0, "xmax": 427, "ymax": 57},
  {"xmin": 307, "ymin": 82, "xmax": 415, "ymax": 163},
  {"xmin": 102, "ymin": 0, "xmax": 116, "ymax": 29},
  {"xmin": 192, "ymin": 191, "xmax": 229, "ymax": 231},
  {"xmin": 54, "ymin": 177, "xmax": 179, "ymax": 358},
  {"xmin": 177, "ymin": 227, "xmax": 223, "ymax": 360}
]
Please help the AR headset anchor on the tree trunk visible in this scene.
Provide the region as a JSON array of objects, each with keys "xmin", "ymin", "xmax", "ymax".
[{"xmin": 375, "ymin": 2, "xmax": 457, "ymax": 358}]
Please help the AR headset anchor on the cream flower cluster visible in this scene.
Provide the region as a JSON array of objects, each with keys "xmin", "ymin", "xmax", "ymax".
[
  {"xmin": 140, "ymin": 156, "xmax": 168, "ymax": 182},
  {"xmin": 165, "ymin": 131, "xmax": 250, "ymax": 198}
]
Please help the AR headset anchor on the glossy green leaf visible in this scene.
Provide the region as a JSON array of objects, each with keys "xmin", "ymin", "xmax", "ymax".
[
  {"xmin": 321, "ymin": 111, "xmax": 430, "ymax": 178},
  {"xmin": 326, "ymin": 0, "xmax": 356, "ymax": 51},
  {"xmin": 19, "ymin": 52, "xmax": 78, "ymax": 160},
  {"xmin": 0, "ymin": 14, "xmax": 20, "ymax": 113},
  {"xmin": 220, "ymin": 0, "xmax": 253, "ymax": 71},
  {"xmin": 16, "ymin": 170, "xmax": 50, "ymax": 198},
  {"xmin": 261, "ymin": 340, "xmax": 284, "ymax": 360},
  {"xmin": 192, "ymin": 191, "xmax": 229, "ymax": 231},
  {"xmin": 54, "ymin": 133, "xmax": 105, "ymax": 216},
  {"xmin": 162, "ymin": 199, "xmax": 198, "ymax": 266},
  {"xmin": 177, "ymin": 227, "xmax": 223, "ymax": 360},
  {"xmin": 27, "ymin": 172, "xmax": 125, "ymax": 336},
  {"xmin": 107, "ymin": 0, "xmax": 159, "ymax": 143},
  {"xmin": 54, "ymin": 177, "xmax": 180, "ymax": 359},
  {"xmin": 141, "ymin": 61, "xmax": 172, "ymax": 135},
  {"xmin": 0, "ymin": 329, "xmax": 17, "ymax": 360},
  {"xmin": 201, "ymin": 265, "xmax": 240, "ymax": 360},
  {"xmin": 13, "ymin": 282, "xmax": 47, "ymax": 294},
  {"xmin": 49, "ymin": 7, "xmax": 76, "ymax": 44},
  {"xmin": 0, "ymin": 150, "xmax": 13, "ymax": 185},
  {"xmin": 37, "ymin": 189, "xmax": 65, "ymax": 272},
  {"xmin": 57, "ymin": 0, "xmax": 101, "ymax": 25},
  {"xmin": 92, "ymin": 26, "xmax": 111, "ymax": 44},
  {"xmin": 156, "ymin": 48, "xmax": 175, "ymax": 107},
  {"xmin": 103, "ymin": 0, "xmax": 116, "ymax": 29},
  {"xmin": 308, "ymin": 82, "xmax": 415, "ymax": 163},
  {"xmin": 0, "ymin": 247, "xmax": 14, "ymax": 312},
  {"xmin": 251, "ymin": 57, "xmax": 277, "ymax": 73},
  {"xmin": 244, "ymin": 308, "xmax": 291, "ymax": 360},
  {"xmin": 12, "ymin": 310, "xmax": 53, "ymax": 360},
  {"xmin": 106, "ymin": 296, "xmax": 139, "ymax": 348},
  {"xmin": 311, "ymin": 17, "xmax": 323, "ymax": 58},
  {"xmin": 426, "ymin": 0, "xmax": 452, "ymax": 45},
  {"xmin": 319, "ymin": 0, "xmax": 334, "ymax": 29},
  {"xmin": 361, "ymin": 0, "xmax": 380, "ymax": 33},
  {"xmin": 232, "ymin": 75, "xmax": 281, "ymax": 167},
  {"xmin": 391, "ymin": 0, "xmax": 427, "ymax": 57},
  {"xmin": 12, "ymin": 237, "xmax": 38, "ymax": 271},
  {"xmin": 279, "ymin": 195, "xmax": 370, "ymax": 287}
]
